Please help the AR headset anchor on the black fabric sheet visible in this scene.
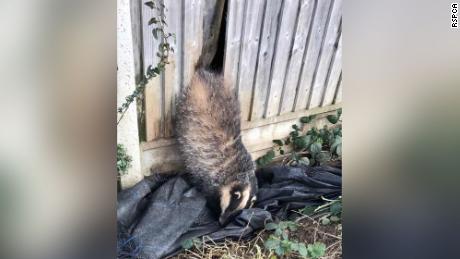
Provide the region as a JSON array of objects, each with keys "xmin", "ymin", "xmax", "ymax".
[{"xmin": 117, "ymin": 165, "xmax": 341, "ymax": 259}]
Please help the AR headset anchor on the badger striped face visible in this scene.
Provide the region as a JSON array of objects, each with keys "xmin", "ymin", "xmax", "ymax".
[{"xmin": 219, "ymin": 180, "xmax": 257, "ymax": 225}]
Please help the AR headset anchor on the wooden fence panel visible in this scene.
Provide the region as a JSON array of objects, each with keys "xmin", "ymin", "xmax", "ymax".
[
  {"xmin": 250, "ymin": 0, "xmax": 283, "ymax": 120},
  {"xmin": 163, "ymin": 0, "xmax": 183, "ymax": 137},
  {"xmin": 322, "ymin": 33, "xmax": 342, "ymax": 106},
  {"xmin": 265, "ymin": 0, "xmax": 301, "ymax": 118},
  {"xmin": 279, "ymin": 0, "xmax": 316, "ymax": 115},
  {"xmin": 223, "ymin": 0, "xmax": 246, "ymax": 92},
  {"xmin": 294, "ymin": 0, "xmax": 332, "ymax": 111},
  {"xmin": 308, "ymin": 0, "xmax": 342, "ymax": 109},
  {"xmin": 237, "ymin": 0, "xmax": 265, "ymax": 121},
  {"xmin": 143, "ymin": 0, "xmax": 164, "ymax": 141},
  {"xmin": 138, "ymin": 0, "xmax": 343, "ymax": 172}
]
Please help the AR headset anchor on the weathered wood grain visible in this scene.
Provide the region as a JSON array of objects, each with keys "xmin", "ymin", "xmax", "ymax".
[
  {"xmin": 279, "ymin": 0, "xmax": 316, "ymax": 115},
  {"xmin": 183, "ymin": 0, "xmax": 204, "ymax": 88},
  {"xmin": 294, "ymin": 0, "xmax": 332, "ymax": 111},
  {"xmin": 163, "ymin": 0, "xmax": 183, "ymax": 137},
  {"xmin": 308, "ymin": 0, "xmax": 342, "ymax": 109},
  {"xmin": 236, "ymin": 0, "xmax": 265, "ymax": 121},
  {"xmin": 143, "ymin": 0, "xmax": 164, "ymax": 141},
  {"xmin": 333, "ymin": 73, "xmax": 342, "ymax": 103},
  {"xmin": 250, "ymin": 0, "xmax": 283, "ymax": 120},
  {"xmin": 265, "ymin": 0, "xmax": 301, "ymax": 118},
  {"xmin": 223, "ymin": 0, "xmax": 246, "ymax": 92},
  {"xmin": 321, "ymin": 32, "xmax": 342, "ymax": 106}
]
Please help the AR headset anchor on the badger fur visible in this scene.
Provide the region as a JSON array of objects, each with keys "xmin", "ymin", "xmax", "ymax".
[{"xmin": 176, "ymin": 69, "xmax": 257, "ymax": 225}]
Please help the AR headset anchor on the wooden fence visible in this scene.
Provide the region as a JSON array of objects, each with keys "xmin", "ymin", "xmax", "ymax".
[{"xmin": 135, "ymin": 0, "xmax": 342, "ymax": 174}]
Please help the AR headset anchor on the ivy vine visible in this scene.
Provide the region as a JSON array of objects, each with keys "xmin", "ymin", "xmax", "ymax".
[{"xmin": 117, "ymin": 0, "xmax": 175, "ymax": 125}]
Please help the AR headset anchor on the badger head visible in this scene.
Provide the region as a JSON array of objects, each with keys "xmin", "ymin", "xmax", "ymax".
[{"xmin": 218, "ymin": 170, "xmax": 258, "ymax": 225}]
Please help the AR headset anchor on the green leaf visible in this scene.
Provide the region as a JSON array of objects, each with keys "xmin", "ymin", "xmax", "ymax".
[
  {"xmin": 336, "ymin": 143, "xmax": 342, "ymax": 157},
  {"xmin": 321, "ymin": 217, "xmax": 331, "ymax": 225},
  {"xmin": 292, "ymin": 124, "xmax": 300, "ymax": 131},
  {"xmin": 298, "ymin": 157, "xmax": 310, "ymax": 166},
  {"xmin": 181, "ymin": 239, "xmax": 194, "ymax": 249},
  {"xmin": 144, "ymin": 1, "xmax": 155, "ymax": 9},
  {"xmin": 273, "ymin": 139, "xmax": 283, "ymax": 146},
  {"xmin": 330, "ymin": 202, "xmax": 342, "ymax": 215},
  {"xmin": 287, "ymin": 222, "xmax": 298, "ymax": 231},
  {"xmin": 266, "ymin": 150, "xmax": 275, "ymax": 159},
  {"xmin": 152, "ymin": 28, "xmax": 158, "ymax": 39},
  {"xmin": 309, "ymin": 142, "xmax": 322, "ymax": 154},
  {"xmin": 301, "ymin": 206, "xmax": 316, "ymax": 215},
  {"xmin": 279, "ymin": 149, "xmax": 285, "ymax": 155},
  {"xmin": 337, "ymin": 108, "xmax": 342, "ymax": 116},
  {"xmin": 274, "ymin": 246, "xmax": 285, "ymax": 256},
  {"xmin": 294, "ymin": 137, "xmax": 307, "ymax": 150},
  {"xmin": 316, "ymin": 151, "xmax": 332, "ymax": 164},
  {"xmin": 307, "ymin": 242, "xmax": 326, "ymax": 259},
  {"xmin": 265, "ymin": 223, "xmax": 278, "ymax": 230},
  {"xmin": 298, "ymin": 243, "xmax": 308, "ymax": 257},
  {"xmin": 330, "ymin": 215, "xmax": 340, "ymax": 222},
  {"xmin": 330, "ymin": 136, "xmax": 342, "ymax": 153},
  {"xmin": 281, "ymin": 231, "xmax": 288, "ymax": 240},
  {"xmin": 300, "ymin": 115, "xmax": 314, "ymax": 123},
  {"xmin": 264, "ymin": 236, "xmax": 280, "ymax": 250},
  {"xmin": 290, "ymin": 242, "xmax": 299, "ymax": 251},
  {"xmin": 148, "ymin": 17, "xmax": 158, "ymax": 25},
  {"xmin": 327, "ymin": 114, "xmax": 339, "ymax": 124}
]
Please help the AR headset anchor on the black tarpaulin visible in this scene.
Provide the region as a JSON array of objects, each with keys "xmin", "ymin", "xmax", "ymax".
[{"xmin": 117, "ymin": 165, "xmax": 341, "ymax": 259}]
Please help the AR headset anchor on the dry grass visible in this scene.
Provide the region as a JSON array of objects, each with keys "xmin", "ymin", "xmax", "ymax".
[{"xmin": 170, "ymin": 212, "xmax": 342, "ymax": 259}]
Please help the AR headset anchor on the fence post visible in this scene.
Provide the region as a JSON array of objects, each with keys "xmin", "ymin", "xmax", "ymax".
[{"xmin": 117, "ymin": 0, "xmax": 143, "ymax": 188}]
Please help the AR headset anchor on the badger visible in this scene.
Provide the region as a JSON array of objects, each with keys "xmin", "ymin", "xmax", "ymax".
[{"xmin": 175, "ymin": 69, "xmax": 258, "ymax": 225}]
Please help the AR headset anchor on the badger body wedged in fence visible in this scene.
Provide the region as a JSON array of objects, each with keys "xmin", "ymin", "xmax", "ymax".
[{"xmin": 175, "ymin": 69, "xmax": 257, "ymax": 225}]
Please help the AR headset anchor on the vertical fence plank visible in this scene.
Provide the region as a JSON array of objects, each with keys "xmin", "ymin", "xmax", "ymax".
[
  {"xmin": 333, "ymin": 73, "xmax": 342, "ymax": 103},
  {"xmin": 224, "ymin": 0, "xmax": 246, "ymax": 92},
  {"xmin": 144, "ymin": 0, "xmax": 164, "ymax": 141},
  {"xmin": 265, "ymin": 0, "xmax": 301, "ymax": 118},
  {"xmin": 250, "ymin": 0, "xmax": 282, "ymax": 120},
  {"xmin": 308, "ymin": 0, "xmax": 342, "ymax": 109},
  {"xmin": 237, "ymin": 0, "xmax": 265, "ymax": 121},
  {"xmin": 293, "ymin": 0, "xmax": 332, "ymax": 111},
  {"xmin": 183, "ymin": 0, "xmax": 204, "ymax": 88},
  {"xmin": 279, "ymin": 0, "xmax": 315, "ymax": 115},
  {"xmin": 163, "ymin": 0, "xmax": 183, "ymax": 137},
  {"xmin": 321, "ymin": 33, "xmax": 342, "ymax": 106}
]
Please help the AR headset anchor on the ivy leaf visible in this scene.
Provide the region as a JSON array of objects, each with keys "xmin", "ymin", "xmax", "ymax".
[
  {"xmin": 152, "ymin": 28, "xmax": 158, "ymax": 39},
  {"xmin": 336, "ymin": 143, "xmax": 342, "ymax": 157},
  {"xmin": 330, "ymin": 215, "xmax": 340, "ymax": 222},
  {"xmin": 301, "ymin": 206, "xmax": 316, "ymax": 215},
  {"xmin": 327, "ymin": 114, "xmax": 339, "ymax": 124},
  {"xmin": 287, "ymin": 222, "xmax": 298, "ymax": 231},
  {"xmin": 148, "ymin": 17, "xmax": 158, "ymax": 25},
  {"xmin": 265, "ymin": 223, "xmax": 278, "ymax": 231},
  {"xmin": 298, "ymin": 243, "xmax": 308, "ymax": 257},
  {"xmin": 181, "ymin": 239, "xmax": 194, "ymax": 249},
  {"xmin": 292, "ymin": 124, "xmax": 300, "ymax": 131},
  {"xmin": 298, "ymin": 157, "xmax": 310, "ymax": 166},
  {"xmin": 321, "ymin": 217, "xmax": 331, "ymax": 225},
  {"xmin": 337, "ymin": 108, "xmax": 342, "ymax": 117},
  {"xmin": 264, "ymin": 238, "xmax": 279, "ymax": 250},
  {"xmin": 300, "ymin": 115, "xmax": 315, "ymax": 123},
  {"xmin": 290, "ymin": 242, "xmax": 299, "ymax": 251},
  {"xmin": 309, "ymin": 141, "xmax": 322, "ymax": 154},
  {"xmin": 294, "ymin": 137, "xmax": 307, "ymax": 150},
  {"xmin": 144, "ymin": 1, "xmax": 155, "ymax": 9},
  {"xmin": 307, "ymin": 242, "xmax": 326, "ymax": 259},
  {"xmin": 330, "ymin": 202, "xmax": 342, "ymax": 215},
  {"xmin": 279, "ymin": 149, "xmax": 285, "ymax": 155},
  {"xmin": 316, "ymin": 151, "xmax": 332, "ymax": 164},
  {"xmin": 273, "ymin": 139, "xmax": 283, "ymax": 146},
  {"xmin": 274, "ymin": 246, "xmax": 285, "ymax": 256}
]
